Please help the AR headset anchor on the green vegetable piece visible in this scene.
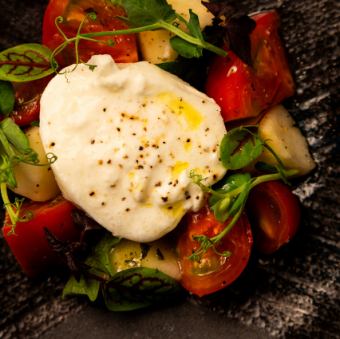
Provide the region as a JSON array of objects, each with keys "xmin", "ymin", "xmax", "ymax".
[
  {"xmin": 103, "ymin": 267, "xmax": 182, "ymax": 312},
  {"xmin": 85, "ymin": 234, "xmax": 121, "ymax": 278},
  {"xmin": 220, "ymin": 127, "xmax": 264, "ymax": 170},
  {"xmin": 0, "ymin": 81, "xmax": 15, "ymax": 116},
  {"xmin": 63, "ymin": 275, "xmax": 100, "ymax": 302},
  {"xmin": 123, "ymin": 0, "xmax": 176, "ymax": 26},
  {"xmin": 0, "ymin": 44, "xmax": 54, "ymax": 82}
]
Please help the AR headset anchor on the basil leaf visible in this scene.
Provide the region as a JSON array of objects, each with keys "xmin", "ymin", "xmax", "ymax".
[
  {"xmin": 0, "ymin": 81, "xmax": 15, "ymax": 116},
  {"xmin": 62, "ymin": 275, "xmax": 100, "ymax": 302},
  {"xmin": 85, "ymin": 234, "xmax": 121, "ymax": 278},
  {"xmin": 220, "ymin": 127, "xmax": 263, "ymax": 170},
  {"xmin": 0, "ymin": 44, "xmax": 53, "ymax": 82},
  {"xmin": 123, "ymin": 0, "xmax": 176, "ymax": 26},
  {"xmin": 103, "ymin": 267, "xmax": 182, "ymax": 312}
]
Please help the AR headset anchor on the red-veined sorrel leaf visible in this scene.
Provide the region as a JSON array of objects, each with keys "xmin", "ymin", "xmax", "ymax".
[{"xmin": 0, "ymin": 44, "xmax": 54, "ymax": 82}]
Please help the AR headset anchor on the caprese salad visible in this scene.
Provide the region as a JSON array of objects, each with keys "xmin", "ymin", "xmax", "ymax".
[{"xmin": 0, "ymin": 0, "xmax": 315, "ymax": 310}]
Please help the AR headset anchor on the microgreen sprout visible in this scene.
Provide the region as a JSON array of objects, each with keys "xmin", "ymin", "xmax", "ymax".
[
  {"xmin": 0, "ymin": 118, "xmax": 57, "ymax": 234},
  {"xmin": 49, "ymin": 0, "xmax": 227, "ymax": 73},
  {"xmin": 188, "ymin": 126, "xmax": 299, "ymax": 261}
]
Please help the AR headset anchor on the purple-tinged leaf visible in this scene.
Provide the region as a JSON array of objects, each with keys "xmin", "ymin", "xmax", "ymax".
[{"xmin": 0, "ymin": 44, "xmax": 54, "ymax": 82}]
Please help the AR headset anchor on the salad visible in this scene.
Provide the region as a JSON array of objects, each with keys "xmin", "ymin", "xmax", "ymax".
[{"xmin": 0, "ymin": 0, "xmax": 316, "ymax": 310}]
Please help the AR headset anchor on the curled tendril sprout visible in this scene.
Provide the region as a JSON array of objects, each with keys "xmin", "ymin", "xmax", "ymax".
[{"xmin": 46, "ymin": 152, "xmax": 58, "ymax": 164}]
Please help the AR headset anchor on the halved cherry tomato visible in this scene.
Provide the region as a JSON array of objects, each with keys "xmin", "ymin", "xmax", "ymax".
[
  {"xmin": 177, "ymin": 206, "xmax": 253, "ymax": 297},
  {"xmin": 2, "ymin": 197, "xmax": 80, "ymax": 277},
  {"xmin": 246, "ymin": 180, "xmax": 300, "ymax": 254},
  {"xmin": 42, "ymin": 0, "xmax": 138, "ymax": 66},
  {"xmin": 206, "ymin": 11, "xmax": 294, "ymax": 122},
  {"xmin": 11, "ymin": 77, "xmax": 51, "ymax": 126}
]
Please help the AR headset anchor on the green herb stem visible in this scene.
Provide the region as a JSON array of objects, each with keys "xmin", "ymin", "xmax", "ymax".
[
  {"xmin": 80, "ymin": 23, "xmax": 160, "ymax": 38},
  {"xmin": 1, "ymin": 182, "xmax": 17, "ymax": 229},
  {"xmin": 250, "ymin": 169, "xmax": 298, "ymax": 188},
  {"xmin": 69, "ymin": 21, "xmax": 226, "ymax": 57},
  {"xmin": 159, "ymin": 21, "xmax": 227, "ymax": 56}
]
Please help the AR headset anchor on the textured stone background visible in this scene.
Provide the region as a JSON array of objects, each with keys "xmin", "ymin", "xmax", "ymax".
[{"xmin": 0, "ymin": 0, "xmax": 339, "ymax": 338}]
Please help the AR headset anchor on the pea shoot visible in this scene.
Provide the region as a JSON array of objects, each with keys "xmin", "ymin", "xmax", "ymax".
[{"xmin": 189, "ymin": 126, "xmax": 298, "ymax": 261}]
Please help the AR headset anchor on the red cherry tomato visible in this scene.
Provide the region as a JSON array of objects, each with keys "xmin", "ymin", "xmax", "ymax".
[
  {"xmin": 246, "ymin": 181, "xmax": 301, "ymax": 254},
  {"xmin": 11, "ymin": 77, "xmax": 51, "ymax": 126},
  {"xmin": 206, "ymin": 11, "xmax": 294, "ymax": 122},
  {"xmin": 42, "ymin": 0, "xmax": 138, "ymax": 66},
  {"xmin": 2, "ymin": 197, "xmax": 81, "ymax": 277},
  {"xmin": 177, "ymin": 206, "xmax": 253, "ymax": 297}
]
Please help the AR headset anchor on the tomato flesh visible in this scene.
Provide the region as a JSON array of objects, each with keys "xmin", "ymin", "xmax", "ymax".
[
  {"xmin": 177, "ymin": 206, "xmax": 253, "ymax": 297},
  {"xmin": 247, "ymin": 181, "xmax": 300, "ymax": 254},
  {"xmin": 206, "ymin": 11, "xmax": 294, "ymax": 122},
  {"xmin": 2, "ymin": 197, "xmax": 81, "ymax": 277},
  {"xmin": 42, "ymin": 0, "xmax": 138, "ymax": 66}
]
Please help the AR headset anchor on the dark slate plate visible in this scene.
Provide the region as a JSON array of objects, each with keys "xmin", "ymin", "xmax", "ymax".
[{"xmin": 0, "ymin": 0, "xmax": 339, "ymax": 338}]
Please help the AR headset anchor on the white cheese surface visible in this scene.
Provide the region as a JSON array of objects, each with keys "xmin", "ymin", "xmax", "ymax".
[{"xmin": 40, "ymin": 55, "xmax": 226, "ymax": 242}]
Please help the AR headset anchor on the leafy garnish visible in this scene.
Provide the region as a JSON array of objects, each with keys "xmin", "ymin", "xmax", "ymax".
[
  {"xmin": 50, "ymin": 0, "xmax": 227, "ymax": 71},
  {"xmin": 188, "ymin": 126, "xmax": 299, "ymax": 260},
  {"xmin": 85, "ymin": 234, "xmax": 121, "ymax": 278},
  {"xmin": 62, "ymin": 233, "xmax": 182, "ymax": 311},
  {"xmin": 0, "ymin": 44, "xmax": 54, "ymax": 82},
  {"xmin": 63, "ymin": 275, "xmax": 100, "ymax": 302},
  {"xmin": 103, "ymin": 267, "xmax": 182, "ymax": 312},
  {"xmin": 0, "ymin": 81, "xmax": 15, "ymax": 116},
  {"xmin": 122, "ymin": 0, "xmax": 176, "ymax": 26},
  {"xmin": 220, "ymin": 126, "xmax": 263, "ymax": 170},
  {"xmin": 170, "ymin": 10, "xmax": 204, "ymax": 58},
  {"xmin": 0, "ymin": 118, "xmax": 56, "ymax": 234}
]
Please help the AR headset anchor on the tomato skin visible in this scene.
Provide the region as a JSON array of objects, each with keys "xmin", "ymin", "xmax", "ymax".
[
  {"xmin": 247, "ymin": 181, "xmax": 300, "ymax": 254},
  {"xmin": 10, "ymin": 77, "xmax": 51, "ymax": 126},
  {"xmin": 206, "ymin": 11, "xmax": 294, "ymax": 122},
  {"xmin": 2, "ymin": 197, "xmax": 81, "ymax": 277},
  {"xmin": 42, "ymin": 0, "xmax": 138, "ymax": 66},
  {"xmin": 177, "ymin": 206, "xmax": 253, "ymax": 297}
]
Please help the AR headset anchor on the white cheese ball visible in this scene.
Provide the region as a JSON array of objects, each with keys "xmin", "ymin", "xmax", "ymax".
[{"xmin": 40, "ymin": 55, "xmax": 226, "ymax": 242}]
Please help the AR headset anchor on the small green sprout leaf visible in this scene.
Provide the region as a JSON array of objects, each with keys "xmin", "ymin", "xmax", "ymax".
[
  {"xmin": 220, "ymin": 127, "xmax": 264, "ymax": 170},
  {"xmin": 123, "ymin": 0, "xmax": 176, "ymax": 26}
]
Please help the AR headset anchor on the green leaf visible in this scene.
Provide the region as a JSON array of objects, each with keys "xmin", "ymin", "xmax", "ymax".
[
  {"xmin": 0, "ymin": 118, "xmax": 31, "ymax": 155},
  {"xmin": 170, "ymin": 37, "xmax": 203, "ymax": 58},
  {"xmin": 220, "ymin": 127, "xmax": 263, "ymax": 170},
  {"xmin": 0, "ymin": 44, "xmax": 54, "ymax": 82},
  {"xmin": 85, "ymin": 234, "xmax": 121, "ymax": 278},
  {"xmin": 0, "ymin": 81, "xmax": 15, "ymax": 116},
  {"xmin": 62, "ymin": 275, "xmax": 100, "ymax": 302},
  {"xmin": 122, "ymin": 0, "xmax": 176, "ymax": 26},
  {"xmin": 170, "ymin": 10, "xmax": 204, "ymax": 59},
  {"xmin": 186, "ymin": 9, "xmax": 204, "ymax": 41},
  {"xmin": 103, "ymin": 267, "xmax": 182, "ymax": 311}
]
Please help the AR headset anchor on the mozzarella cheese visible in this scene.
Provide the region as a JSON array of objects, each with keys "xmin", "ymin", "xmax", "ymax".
[{"xmin": 40, "ymin": 55, "xmax": 226, "ymax": 242}]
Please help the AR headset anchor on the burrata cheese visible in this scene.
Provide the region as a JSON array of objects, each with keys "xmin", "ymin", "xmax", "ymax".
[{"xmin": 40, "ymin": 55, "xmax": 226, "ymax": 242}]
